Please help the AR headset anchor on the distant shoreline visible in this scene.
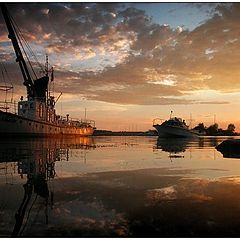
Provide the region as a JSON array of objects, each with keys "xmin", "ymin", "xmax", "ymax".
[
  {"xmin": 93, "ymin": 130, "xmax": 158, "ymax": 136},
  {"xmin": 93, "ymin": 130, "xmax": 239, "ymax": 137}
]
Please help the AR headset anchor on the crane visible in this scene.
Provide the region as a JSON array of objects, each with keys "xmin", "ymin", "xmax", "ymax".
[{"xmin": 0, "ymin": 3, "xmax": 49, "ymax": 101}]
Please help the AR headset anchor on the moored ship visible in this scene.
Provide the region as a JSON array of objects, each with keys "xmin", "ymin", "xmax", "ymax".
[
  {"xmin": 153, "ymin": 116, "xmax": 199, "ymax": 138},
  {"xmin": 0, "ymin": 4, "xmax": 95, "ymax": 136}
]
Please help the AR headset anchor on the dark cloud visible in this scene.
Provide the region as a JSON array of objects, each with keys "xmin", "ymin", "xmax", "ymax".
[
  {"xmin": 0, "ymin": 3, "xmax": 118, "ymax": 52},
  {"xmin": 89, "ymin": 94, "xmax": 193, "ymax": 106},
  {"xmin": 1, "ymin": 3, "xmax": 240, "ymax": 105},
  {"xmin": 199, "ymin": 101, "xmax": 229, "ymax": 105}
]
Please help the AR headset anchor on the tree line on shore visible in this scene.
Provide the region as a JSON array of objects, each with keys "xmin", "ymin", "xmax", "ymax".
[
  {"xmin": 192, "ymin": 123, "xmax": 238, "ymax": 136},
  {"xmin": 94, "ymin": 123, "xmax": 238, "ymax": 136}
]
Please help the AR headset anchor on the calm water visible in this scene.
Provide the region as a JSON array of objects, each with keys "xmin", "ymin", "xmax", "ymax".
[{"xmin": 1, "ymin": 136, "xmax": 240, "ymax": 237}]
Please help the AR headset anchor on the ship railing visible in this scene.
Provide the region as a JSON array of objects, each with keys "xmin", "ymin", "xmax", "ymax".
[
  {"xmin": 0, "ymin": 85, "xmax": 17, "ymax": 113},
  {"xmin": 57, "ymin": 116, "xmax": 95, "ymax": 128},
  {"xmin": 79, "ymin": 119, "xmax": 96, "ymax": 127},
  {"xmin": 153, "ymin": 118, "xmax": 164, "ymax": 126},
  {"xmin": 170, "ymin": 117, "xmax": 183, "ymax": 122},
  {"xmin": 0, "ymin": 100, "xmax": 17, "ymax": 114}
]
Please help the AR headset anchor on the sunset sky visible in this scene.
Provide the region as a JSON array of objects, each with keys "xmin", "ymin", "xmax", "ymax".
[{"xmin": 1, "ymin": 2, "xmax": 240, "ymax": 131}]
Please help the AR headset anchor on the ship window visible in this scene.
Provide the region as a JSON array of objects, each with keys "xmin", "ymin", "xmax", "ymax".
[
  {"xmin": 29, "ymin": 123, "xmax": 31, "ymax": 126},
  {"xmin": 30, "ymin": 103, "xmax": 33, "ymax": 109},
  {"xmin": 39, "ymin": 104, "xmax": 43, "ymax": 118}
]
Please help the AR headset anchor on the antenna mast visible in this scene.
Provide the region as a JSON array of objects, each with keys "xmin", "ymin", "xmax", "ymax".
[{"xmin": 45, "ymin": 54, "xmax": 49, "ymax": 77}]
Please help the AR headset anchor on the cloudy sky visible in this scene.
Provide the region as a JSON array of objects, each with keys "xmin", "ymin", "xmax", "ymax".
[{"xmin": 1, "ymin": 2, "xmax": 240, "ymax": 131}]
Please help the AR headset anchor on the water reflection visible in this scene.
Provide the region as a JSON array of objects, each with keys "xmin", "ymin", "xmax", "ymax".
[
  {"xmin": 1, "ymin": 136, "xmax": 240, "ymax": 237},
  {"xmin": 0, "ymin": 137, "xmax": 95, "ymax": 163},
  {"xmin": 156, "ymin": 137, "xmax": 188, "ymax": 152},
  {"xmin": 155, "ymin": 137, "xmax": 226, "ymax": 151},
  {"xmin": 12, "ymin": 155, "xmax": 54, "ymax": 237},
  {"xmin": 0, "ymin": 137, "xmax": 95, "ymax": 237},
  {"xmin": 154, "ymin": 137, "xmax": 223, "ymax": 160}
]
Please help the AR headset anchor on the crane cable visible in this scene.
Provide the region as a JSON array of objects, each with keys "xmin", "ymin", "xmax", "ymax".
[
  {"xmin": 0, "ymin": 62, "xmax": 14, "ymax": 103},
  {"xmin": 10, "ymin": 15, "xmax": 38, "ymax": 81},
  {"xmin": 11, "ymin": 13, "xmax": 44, "ymax": 72},
  {"xmin": 9, "ymin": 13, "xmax": 45, "ymax": 81}
]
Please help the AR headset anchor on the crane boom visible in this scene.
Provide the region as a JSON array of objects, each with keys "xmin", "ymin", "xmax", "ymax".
[
  {"xmin": 1, "ymin": 4, "xmax": 49, "ymax": 101},
  {"xmin": 0, "ymin": 3, "xmax": 35, "ymax": 99}
]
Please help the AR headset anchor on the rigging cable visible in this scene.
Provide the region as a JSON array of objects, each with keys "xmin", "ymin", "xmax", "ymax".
[
  {"xmin": 0, "ymin": 63, "xmax": 7, "ymax": 86},
  {"xmin": 0, "ymin": 65, "xmax": 7, "ymax": 110},
  {"xmin": 1, "ymin": 62, "xmax": 14, "ymax": 102},
  {"xmin": 10, "ymin": 17, "xmax": 37, "ymax": 81},
  {"xmin": 9, "ymin": 14, "xmax": 45, "ymax": 80},
  {"xmin": 11, "ymin": 13, "xmax": 44, "ymax": 72}
]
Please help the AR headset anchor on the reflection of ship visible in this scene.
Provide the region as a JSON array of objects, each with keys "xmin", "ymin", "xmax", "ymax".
[
  {"xmin": 12, "ymin": 154, "xmax": 55, "ymax": 237},
  {"xmin": 0, "ymin": 4, "xmax": 95, "ymax": 136},
  {"xmin": 153, "ymin": 116, "xmax": 199, "ymax": 138},
  {"xmin": 0, "ymin": 137, "xmax": 95, "ymax": 163},
  {"xmin": 0, "ymin": 137, "xmax": 95, "ymax": 237},
  {"xmin": 155, "ymin": 137, "xmax": 188, "ymax": 154}
]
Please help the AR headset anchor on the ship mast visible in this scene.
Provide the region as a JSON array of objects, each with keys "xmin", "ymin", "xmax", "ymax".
[{"xmin": 0, "ymin": 3, "xmax": 35, "ymax": 100}]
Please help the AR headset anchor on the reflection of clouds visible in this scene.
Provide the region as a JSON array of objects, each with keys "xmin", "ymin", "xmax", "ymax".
[
  {"xmin": 4, "ymin": 164, "xmax": 240, "ymax": 236},
  {"xmin": 146, "ymin": 186, "xmax": 177, "ymax": 204},
  {"xmin": 176, "ymin": 178, "xmax": 213, "ymax": 201},
  {"xmin": 0, "ymin": 183, "xmax": 34, "ymax": 235},
  {"xmin": 52, "ymin": 199, "xmax": 129, "ymax": 236},
  {"xmin": 145, "ymin": 176, "xmax": 240, "ymax": 206},
  {"xmin": 221, "ymin": 176, "xmax": 240, "ymax": 184}
]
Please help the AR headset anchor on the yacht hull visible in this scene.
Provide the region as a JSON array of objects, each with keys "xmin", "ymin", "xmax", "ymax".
[
  {"xmin": 0, "ymin": 111, "xmax": 95, "ymax": 137},
  {"xmin": 153, "ymin": 124, "xmax": 199, "ymax": 138}
]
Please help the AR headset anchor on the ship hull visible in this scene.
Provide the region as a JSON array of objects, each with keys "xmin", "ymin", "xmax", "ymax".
[
  {"xmin": 0, "ymin": 111, "xmax": 95, "ymax": 137},
  {"xmin": 153, "ymin": 124, "xmax": 199, "ymax": 138}
]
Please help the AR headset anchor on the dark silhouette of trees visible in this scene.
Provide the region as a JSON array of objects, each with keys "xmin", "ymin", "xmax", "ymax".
[
  {"xmin": 192, "ymin": 123, "xmax": 206, "ymax": 134},
  {"xmin": 206, "ymin": 123, "xmax": 219, "ymax": 135},
  {"xmin": 193, "ymin": 122, "xmax": 238, "ymax": 136},
  {"xmin": 227, "ymin": 123, "xmax": 235, "ymax": 133}
]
